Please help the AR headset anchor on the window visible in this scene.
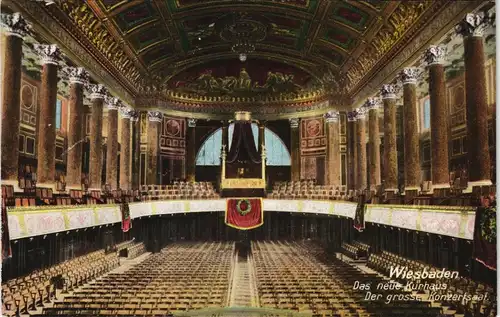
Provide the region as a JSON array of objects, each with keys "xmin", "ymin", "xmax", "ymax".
[
  {"xmin": 197, "ymin": 128, "xmax": 223, "ymax": 166},
  {"xmin": 421, "ymin": 98, "xmax": 430, "ymax": 131},
  {"xmin": 55, "ymin": 99, "xmax": 62, "ymax": 130},
  {"xmin": 196, "ymin": 123, "xmax": 291, "ymax": 166}
]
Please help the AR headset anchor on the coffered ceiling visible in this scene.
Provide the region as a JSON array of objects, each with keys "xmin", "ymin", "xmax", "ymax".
[{"xmin": 4, "ymin": 0, "xmax": 484, "ymax": 117}]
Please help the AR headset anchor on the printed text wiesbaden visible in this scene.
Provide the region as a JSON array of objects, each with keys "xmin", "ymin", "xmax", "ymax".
[{"xmin": 389, "ymin": 266, "xmax": 459, "ymax": 280}]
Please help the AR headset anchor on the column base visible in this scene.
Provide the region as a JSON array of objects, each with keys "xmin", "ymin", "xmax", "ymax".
[
  {"xmin": 431, "ymin": 183, "xmax": 450, "ymax": 189},
  {"xmin": 403, "ymin": 186, "xmax": 420, "ymax": 195},
  {"xmin": 428, "ymin": 182, "xmax": 450, "ymax": 194},
  {"xmin": 384, "ymin": 188, "xmax": 399, "ymax": 193},
  {"xmin": 1, "ymin": 179, "xmax": 22, "ymax": 192},
  {"xmin": 66, "ymin": 185, "xmax": 83, "ymax": 191},
  {"xmin": 36, "ymin": 182, "xmax": 56, "ymax": 191},
  {"xmin": 463, "ymin": 179, "xmax": 493, "ymax": 194}
]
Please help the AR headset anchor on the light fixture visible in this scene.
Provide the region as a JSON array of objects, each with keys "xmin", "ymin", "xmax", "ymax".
[{"xmin": 232, "ymin": 39, "xmax": 255, "ymax": 62}]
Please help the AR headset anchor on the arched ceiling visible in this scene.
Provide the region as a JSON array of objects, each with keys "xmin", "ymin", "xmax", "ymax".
[
  {"xmin": 5, "ymin": 0, "xmax": 480, "ymax": 117},
  {"xmin": 89, "ymin": 0, "xmax": 385, "ymax": 80}
]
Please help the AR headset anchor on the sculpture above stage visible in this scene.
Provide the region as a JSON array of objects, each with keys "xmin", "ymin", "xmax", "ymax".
[{"xmin": 180, "ymin": 68, "xmax": 304, "ymax": 96}]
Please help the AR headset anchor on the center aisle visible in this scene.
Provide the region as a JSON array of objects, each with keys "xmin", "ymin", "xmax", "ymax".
[{"xmin": 229, "ymin": 252, "xmax": 258, "ymax": 307}]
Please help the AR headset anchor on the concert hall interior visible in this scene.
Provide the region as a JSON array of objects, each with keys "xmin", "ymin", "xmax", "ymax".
[{"xmin": 0, "ymin": 1, "xmax": 498, "ymax": 317}]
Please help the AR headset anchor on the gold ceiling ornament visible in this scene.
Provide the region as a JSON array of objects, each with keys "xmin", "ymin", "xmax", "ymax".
[{"xmin": 58, "ymin": 0, "xmax": 142, "ymax": 89}]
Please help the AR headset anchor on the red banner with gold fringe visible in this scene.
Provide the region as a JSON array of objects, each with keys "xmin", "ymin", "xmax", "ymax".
[
  {"xmin": 225, "ymin": 198, "xmax": 263, "ymax": 230},
  {"xmin": 121, "ymin": 202, "xmax": 132, "ymax": 233}
]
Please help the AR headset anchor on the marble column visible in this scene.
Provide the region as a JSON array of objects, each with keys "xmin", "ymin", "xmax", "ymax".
[
  {"xmin": 35, "ymin": 44, "xmax": 62, "ymax": 189},
  {"xmin": 289, "ymin": 118, "xmax": 301, "ymax": 182},
  {"xmin": 347, "ymin": 112, "xmax": 357, "ymax": 191},
  {"xmin": 381, "ymin": 84, "xmax": 398, "ymax": 192},
  {"xmin": 147, "ymin": 111, "xmax": 162, "ymax": 185},
  {"xmin": 105, "ymin": 97, "xmax": 120, "ymax": 190},
  {"xmin": 130, "ymin": 111, "xmax": 140, "ymax": 189},
  {"xmin": 186, "ymin": 118, "xmax": 197, "ymax": 182},
  {"xmin": 366, "ymin": 98, "xmax": 381, "ymax": 191},
  {"xmin": 88, "ymin": 84, "xmax": 107, "ymax": 190},
  {"xmin": 325, "ymin": 111, "xmax": 340, "ymax": 187},
  {"xmin": 401, "ymin": 67, "xmax": 421, "ymax": 191},
  {"xmin": 425, "ymin": 45, "xmax": 450, "ymax": 190},
  {"xmin": 0, "ymin": 13, "xmax": 29, "ymax": 190},
  {"xmin": 456, "ymin": 12, "xmax": 492, "ymax": 189},
  {"xmin": 119, "ymin": 108, "xmax": 132, "ymax": 190},
  {"xmin": 65, "ymin": 67, "xmax": 89, "ymax": 190},
  {"xmin": 356, "ymin": 107, "xmax": 367, "ymax": 191}
]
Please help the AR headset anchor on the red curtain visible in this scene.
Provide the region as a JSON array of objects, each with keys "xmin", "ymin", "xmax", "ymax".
[
  {"xmin": 121, "ymin": 203, "xmax": 132, "ymax": 233},
  {"xmin": 353, "ymin": 195, "xmax": 366, "ymax": 232},
  {"xmin": 225, "ymin": 198, "xmax": 263, "ymax": 230}
]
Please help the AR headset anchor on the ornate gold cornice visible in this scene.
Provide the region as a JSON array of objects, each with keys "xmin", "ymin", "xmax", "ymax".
[
  {"xmin": 134, "ymin": 98, "xmax": 344, "ymax": 121},
  {"xmin": 55, "ymin": 1, "xmax": 142, "ymax": 88},
  {"xmin": 349, "ymin": 0, "xmax": 482, "ymax": 105}
]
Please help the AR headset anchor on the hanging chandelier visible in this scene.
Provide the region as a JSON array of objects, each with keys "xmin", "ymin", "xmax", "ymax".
[
  {"xmin": 232, "ymin": 40, "xmax": 256, "ymax": 62},
  {"xmin": 219, "ymin": 14, "xmax": 267, "ymax": 62}
]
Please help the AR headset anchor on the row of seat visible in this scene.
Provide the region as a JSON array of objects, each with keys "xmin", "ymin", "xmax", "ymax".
[
  {"xmin": 38, "ymin": 242, "xmax": 234, "ymax": 316},
  {"xmin": 2, "ymin": 184, "xmax": 144, "ymax": 208},
  {"xmin": 140, "ymin": 181, "xmax": 215, "ymax": 192},
  {"xmin": 125, "ymin": 243, "xmax": 146, "ymax": 259},
  {"xmin": 2, "ymin": 249, "xmax": 120, "ymax": 317},
  {"xmin": 252, "ymin": 240, "xmax": 445, "ymax": 317},
  {"xmin": 269, "ymin": 181, "xmax": 496, "ymax": 208},
  {"xmin": 340, "ymin": 241, "xmax": 370, "ymax": 260},
  {"xmin": 141, "ymin": 182, "xmax": 219, "ymax": 200},
  {"xmin": 367, "ymin": 250, "xmax": 496, "ymax": 317},
  {"xmin": 340, "ymin": 243, "xmax": 361, "ymax": 260}
]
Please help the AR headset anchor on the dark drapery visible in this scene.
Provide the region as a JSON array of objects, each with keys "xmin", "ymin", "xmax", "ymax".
[
  {"xmin": 227, "ymin": 122, "xmax": 261, "ymax": 164},
  {"xmin": 2, "ymin": 206, "xmax": 12, "ymax": 260},
  {"xmin": 473, "ymin": 199, "xmax": 496, "ymax": 270}
]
